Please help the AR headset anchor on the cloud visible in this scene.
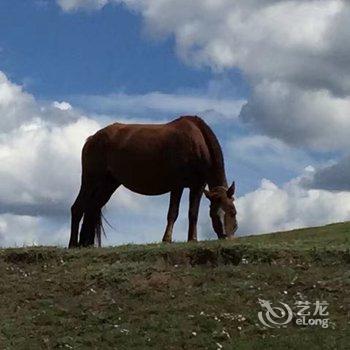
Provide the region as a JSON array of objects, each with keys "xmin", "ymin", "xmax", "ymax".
[
  {"xmin": 0, "ymin": 72, "xmax": 104, "ymax": 221},
  {"xmin": 236, "ymin": 170, "xmax": 350, "ymax": 235},
  {"xmin": 123, "ymin": 0, "xmax": 347, "ymax": 94},
  {"xmin": 227, "ymin": 133, "xmax": 317, "ymax": 194},
  {"xmin": 53, "ymin": 101, "xmax": 72, "ymax": 111},
  {"xmin": 0, "ymin": 71, "xmax": 38, "ymax": 132},
  {"xmin": 72, "ymin": 91, "xmax": 245, "ymax": 122},
  {"xmin": 0, "ymin": 71, "xmax": 103, "ymax": 246},
  {"xmin": 230, "ymin": 134, "xmax": 314, "ymax": 174},
  {"xmin": 57, "ymin": 0, "xmax": 110, "ymax": 12},
  {"xmin": 305, "ymin": 155, "xmax": 350, "ymax": 191},
  {"xmin": 0, "ymin": 117, "xmax": 100, "ymax": 217},
  {"xmin": 240, "ymin": 80, "xmax": 350, "ymax": 151},
  {"xmin": 0, "ymin": 214, "xmax": 68, "ymax": 247}
]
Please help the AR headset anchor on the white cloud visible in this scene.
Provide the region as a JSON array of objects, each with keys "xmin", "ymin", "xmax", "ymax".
[
  {"xmin": 0, "ymin": 71, "xmax": 38, "ymax": 132},
  {"xmin": 74, "ymin": 91, "xmax": 245, "ymax": 122},
  {"xmin": 240, "ymin": 80, "xmax": 350, "ymax": 150},
  {"xmin": 306, "ymin": 155, "xmax": 350, "ymax": 191},
  {"xmin": 57, "ymin": 0, "xmax": 110, "ymax": 12},
  {"xmin": 53, "ymin": 101, "xmax": 72, "ymax": 111},
  {"xmin": 0, "ymin": 213, "xmax": 72, "ymax": 247},
  {"xmin": 0, "ymin": 117, "xmax": 100, "ymax": 217},
  {"xmin": 230, "ymin": 134, "xmax": 314, "ymax": 173},
  {"xmin": 124, "ymin": 1, "xmax": 342, "ymax": 72},
  {"xmin": 236, "ymin": 170, "xmax": 350, "ymax": 235},
  {"xmin": 0, "ymin": 72, "xmax": 103, "ymax": 219},
  {"xmin": 0, "ymin": 214, "xmax": 42, "ymax": 247},
  {"xmin": 224, "ymin": 132, "xmax": 318, "ymax": 197}
]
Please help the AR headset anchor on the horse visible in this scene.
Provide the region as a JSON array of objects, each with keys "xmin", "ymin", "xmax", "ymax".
[{"xmin": 68, "ymin": 115, "xmax": 237, "ymax": 248}]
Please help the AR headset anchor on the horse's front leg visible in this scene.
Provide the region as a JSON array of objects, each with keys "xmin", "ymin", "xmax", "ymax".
[
  {"xmin": 188, "ymin": 185, "xmax": 205, "ymax": 242},
  {"xmin": 162, "ymin": 188, "xmax": 184, "ymax": 243}
]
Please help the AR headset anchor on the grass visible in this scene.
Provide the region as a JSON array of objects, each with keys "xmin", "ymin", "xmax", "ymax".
[{"xmin": 0, "ymin": 221, "xmax": 349, "ymax": 349}]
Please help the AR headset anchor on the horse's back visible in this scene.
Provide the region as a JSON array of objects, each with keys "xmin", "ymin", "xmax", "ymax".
[
  {"xmin": 103, "ymin": 116, "xmax": 204, "ymax": 142},
  {"xmin": 83, "ymin": 116, "xmax": 211, "ymax": 194},
  {"xmin": 101, "ymin": 116, "xmax": 208, "ymax": 158}
]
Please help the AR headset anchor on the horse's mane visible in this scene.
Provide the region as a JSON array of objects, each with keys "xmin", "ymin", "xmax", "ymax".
[{"xmin": 182, "ymin": 116, "xmax": 227, "ymax": 188}]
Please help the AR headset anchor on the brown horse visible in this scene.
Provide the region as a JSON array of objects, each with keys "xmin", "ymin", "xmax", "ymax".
[{"xmin": 68, "ymin": 116, "xmax": 237, "ymax": 248}]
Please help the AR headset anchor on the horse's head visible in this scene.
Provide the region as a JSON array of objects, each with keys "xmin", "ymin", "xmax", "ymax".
[{"xmin": 204, "ymin": 182, "xmax": 237, "ymax": 239}]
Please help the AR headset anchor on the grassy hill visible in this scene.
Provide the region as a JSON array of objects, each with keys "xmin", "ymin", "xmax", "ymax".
[{"xmin": 0, "ymin": 222, "xmax": 349, "ymax": 349}]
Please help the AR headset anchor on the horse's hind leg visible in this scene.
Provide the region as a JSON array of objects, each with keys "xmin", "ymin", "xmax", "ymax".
[
  {"xmin": 79, "ymin": 178, "xmax": 119, "ymax": 247},
  {"xmin": 69, "ymin": 187, "xmax": 86, "ymax": 248},
  {"xmin": 162, "ymin": 188, "xmax": 183, "ymax": 243}
]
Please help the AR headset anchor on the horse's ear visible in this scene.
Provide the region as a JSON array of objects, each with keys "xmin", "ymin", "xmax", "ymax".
[
  {"xmin": 227, "ymin": 181, "xmax": 235, "ymax": 198},
  {"xmin": 204, "ymin": 189, "xmax": 211, "ymax": 199}
]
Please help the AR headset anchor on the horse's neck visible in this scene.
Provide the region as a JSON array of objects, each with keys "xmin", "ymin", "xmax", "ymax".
[
  {"xmin": 208, "ymin": 169, "xmax": 227, "ymax": 190},
  {"xmin": 206, "ymin": 141, "xmax": 227, "ymax": 190},
  {"xmin": 188, "ymin": 116, "xmax": 227, "ymax": 189}
]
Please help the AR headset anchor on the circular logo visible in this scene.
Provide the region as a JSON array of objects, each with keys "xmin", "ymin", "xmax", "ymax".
[{"xmin": 258, "ymin": 299, "xmax": 293, "ymax": 328}]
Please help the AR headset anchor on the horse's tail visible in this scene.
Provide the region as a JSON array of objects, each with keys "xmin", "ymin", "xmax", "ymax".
[
  {"xmin": 95, "ymin": 208, "xmax": 103, "ymax": 247},
  {"xmin": 97, "ymin": 210, "xmax": 113, "ymax": 247}
]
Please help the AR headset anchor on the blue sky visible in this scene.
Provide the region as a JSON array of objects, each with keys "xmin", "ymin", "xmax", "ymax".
[
  {"xmin": 0, "ymin": 0, "xmax": 247, "ymax": 99},
  {"xmin": 0, "ymin": 0, "xmax": 350, "ymax": 247}
]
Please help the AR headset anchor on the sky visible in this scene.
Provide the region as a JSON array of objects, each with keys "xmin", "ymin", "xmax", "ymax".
[{"xmin": 1, "ymin": 0, "xmax": 350, "ymax": 247}]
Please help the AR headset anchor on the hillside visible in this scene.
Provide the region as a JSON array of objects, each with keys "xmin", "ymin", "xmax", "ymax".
[{"xmin": 0, "ymin": 222, "xmax": 349, "ymax": 349}]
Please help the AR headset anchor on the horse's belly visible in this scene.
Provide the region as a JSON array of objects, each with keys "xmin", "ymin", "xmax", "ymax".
[
  {"xmin": 108, "ymin": 157, "xmax": 187, "ymax": 195},
  {"xmin": 122, "ymin": 183, "xmax": 169, "ymax": 196},
  {"xmin": 117, "ymin": 173, "xmax": 178, "ymax": 195}
]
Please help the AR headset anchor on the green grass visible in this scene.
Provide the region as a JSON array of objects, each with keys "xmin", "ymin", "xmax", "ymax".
[{"xmin": 0, "ymin": 222, "xmax": 349, "ymax": 349}]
